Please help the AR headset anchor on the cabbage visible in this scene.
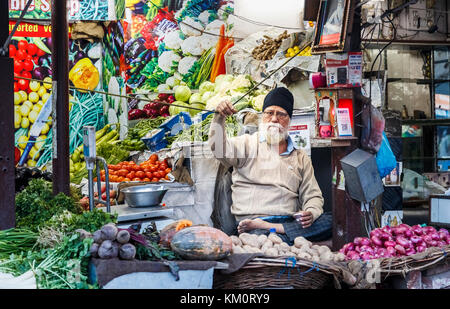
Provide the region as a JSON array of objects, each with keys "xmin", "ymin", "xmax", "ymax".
[
  {"xmin": 214, "ymin": 74, "xmax": 234, "ymax": 88},
  {"xmin": 189, "ymin": 93, "xmax": 203, "ymax": 104},
  {"xmin": 174, "ymin": 85, "xmax": 191, "ymax": 102},
  {"xmin": 169, "ymin": 101, "xmax": 190, "ymax": 116},
  {"xmin": 199, "ymin": 81, "xmax": 215, "ymax": 94},
  {"xmin": 201, "ymin": 91, "xmax": 214, "ymax": 103}
]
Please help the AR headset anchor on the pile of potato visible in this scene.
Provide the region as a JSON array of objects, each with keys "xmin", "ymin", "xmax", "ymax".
[
  {"xmin": 231, "ymin": 233, "xmax": 346, "ymax": 263},
  {"xmin": 251, "ymin": 30, "xmax": 290, "ymax": 61},
  {"xmin": 78, "ymin": 224, "xmax": 136, "ymax": 260}
]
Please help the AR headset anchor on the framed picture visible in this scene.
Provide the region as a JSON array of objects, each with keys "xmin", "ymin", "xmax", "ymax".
[{"xmin": 311, "ymin": 0, "xmax": 353, "ymax": 54}]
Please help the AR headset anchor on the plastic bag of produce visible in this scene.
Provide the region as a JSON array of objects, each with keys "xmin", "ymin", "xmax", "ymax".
[{"xmin": 375, "ymin": 132, "xmax": 396, "ymax": 178}]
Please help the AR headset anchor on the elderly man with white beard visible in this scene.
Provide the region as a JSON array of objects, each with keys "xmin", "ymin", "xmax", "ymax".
[{"xmin": 208, "ymin": 87, "xmax": 332, "ymax": 245}]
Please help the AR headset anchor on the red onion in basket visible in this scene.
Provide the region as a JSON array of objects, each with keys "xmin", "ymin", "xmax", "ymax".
[
  {"xmin": 380, "ymin": 232, "xmax": 391, "ymax": 240},
  {"xmin": 404, "ymin": 229, "xmax": 413, "ymax": 238},
  {"xmin": 394, "ymin": 244, "xmax": 406, "ymax": 255},
  {"xmin": 423, "ymin": 226, "xmax": 437, "ymax": 235},
  {"xmin": 416, "ymin": 245, "xmax": 427, "ymax": 253},
  {"xmin": 360, "ymin": 245, "xmax": 374, "ymax": 254},
  {"xmin": 361, "ymin": 252, "xmax": 372, "ymax": 261},
  {"xmin": 355, "ymin": 246, "xmax": 361, "ymax": 253},
  {"xmin": 405, "ymin": 248, "xmax": 416, "ymax": 256},
  {"xmin": 377, "ymin": 248, "xmax": 388, "ymax": 258},
  {"xmin": 392, "ymin": 226, "xmax": 408, "ymax": 236},
  {"xmin": 382, "ymin": 225, "xmax": 392, "ymax": 234},
  {"xmin": 438, "ymin": 241, "xmax": 447, "ymax": 247},
  {"xmin": 384, "ymin": 240, "xmax": 396, "ymax": 248},
  {"xmin": 410, "ymin": 236, "xmax": 422, "ymax": 244},
  {"xmin": 396, "ymin": 236, "xmax": 410, "ymax": 248},
  {"xmin": 346, "ymin": 251, "xmax": 360, "ymax": 260},
  {"xmin": 430, "ymin": 233, "xmax": 440, "ymax": 241},
  {"xmin": 386, "ymin": 246, "xmax": 396, "ymax": 256},
  {"xmin": 439, "ymin": 228, "xmax": 449, "ymax": 235},
  {"xmin": 438, "ymin": 231, "xmax": 448, "ymax": 241},
  {"xmin": 370, "ymin": 229, "xmax": 382, "ymax": 239}
]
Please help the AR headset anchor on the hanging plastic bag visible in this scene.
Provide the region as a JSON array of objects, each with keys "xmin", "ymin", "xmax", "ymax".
[
  {"xmin": 375, "ymin": 132, "xmax": 397, "ymax": 179},
  {"xmin": 361, "ymin": 100, "xmax": 385, "ymax": 153}
]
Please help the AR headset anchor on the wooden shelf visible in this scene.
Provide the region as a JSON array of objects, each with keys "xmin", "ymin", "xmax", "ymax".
[{"xmin": 311, "ymin": 137, "xmax": 358, "ymax": 148}]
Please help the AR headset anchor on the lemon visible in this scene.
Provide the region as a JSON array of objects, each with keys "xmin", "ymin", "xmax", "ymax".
[
  {"xmin": 41, "ymin": 93, "xmax": 50, "ymax": 103},
  {"xmin": 17, "ymin": 136, "xmax": 28, "ymax": 149},
  {"xmin": 28, "ymin": 92, "xmax": 39, "ymax": 103},
  {"xmin": 14, "ymin": 92, "xmax": 22, "ymax": 105},
  {"xmin": 28, "ymin": 110, "xmax": 39, "ymax": 123},
  {"xmin": 37, "ymin": 86, "xmax": 47, "ymax": 98},
  {"xmin": 19, "ymin": 104, "xmax": 31, "ymax": 117},
  {"xmin": 35, "ymin": 135, "xmax": 47, "ymax": 149},
  {"xmin": 287, "ymin": 48, "xmax": 294, "ymax": 54},
  {"xmin": 21, "ymin": 117, "xmax": 30, "ymax": 129},
  {"xmin": 41, "ymin": 123, "xmax": 50, "ymax": 135},
  {"xmin": 29, "ymin": 148, "xmax": 40, "ymax": 160},
  {"xmin": 294, "ymin": 46, "xmax": 300, "ymax": 52},
  {"xmin": 23, "ymin": 100, "xmax": 33, "ymax": 109},
  {"xmin": 18, "ymin": 90, "xmax": 27, "ymax": 102},
  {"xmin": 43, "ymin": 77, "xmax": 52, "ymax": 89},
  {"xmin": 14, "ymin": 112, "xmax": 22, "ymax": 129},
  {"xmin": 27, "ymin": 159, "xmax": 36, "ymax": 167},
  {"xmin": 47, "ymin": 116, "xmax": 52, "ymax": 126},
  {"xmin": 29, "ymin": 81, "xmax": 40, "ymax": 92},
  {"xmin": 32, "ymin": 104, "xmax": 41, "ymax": 113}
]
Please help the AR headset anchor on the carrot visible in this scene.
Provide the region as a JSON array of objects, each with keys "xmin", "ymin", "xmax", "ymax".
[
  {"xmin": 210, "ymin": 24, "xmax": 226, "ymax": 82},
  {"xmin": 216, "ymin": 39, "xmax": 234, "ymax": 77}
]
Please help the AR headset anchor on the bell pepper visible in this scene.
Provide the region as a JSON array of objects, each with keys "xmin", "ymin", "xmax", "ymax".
[{"xmin": 69, "ymin": 58, "xmax": 99, "ymax": 92}]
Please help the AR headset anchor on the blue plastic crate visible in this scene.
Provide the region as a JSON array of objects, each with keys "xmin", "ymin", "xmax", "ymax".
[
  {"xmin": 179, "ymin": 112, "xmax": 192, "ymax": 126},
  {"xmin": 159, "ymin": 114, "xmax": 180, "ymax": 131},
  {"xmin": 148, "ymin": 139, "xmax": 168, "ymax": 152}
]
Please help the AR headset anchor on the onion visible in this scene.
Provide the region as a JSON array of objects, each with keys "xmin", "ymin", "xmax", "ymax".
[
  {"xmin": 404, "ymin": 229, "xmax": 413, "ymax": 238},
  {"xmin": 361, "ymin": 252, "xmax": 372, "ymax": 260},
  {"xmin": 405, "ymin": 248, "xmax": 416, "ymax": 256},
  {"xmin": 386, "ymin": 246, "xmax": 396, "ymax": 256},
  {"xmin": 380, "ymin": 232, "xmax": 391, "ymax": 240},
  {"xmin": 423, "ymin": 226, "xmax": 437, "ymax": 234},
  {"xmin": 410, "ymin": 236, "xmax": 422, "ymax": 244},
  {"xmin": 412, "ymin": 226, "xmax": 423, "ymax": 236},
  {"xmin": 438, "ymin": 232, "xmax": 448, "ymax": 241},
  {"xmin": 370, "ymin": 229, "xmax": 382, "ymax": 239},
  {"xmin": 346, "ymin": 251, "xmax": 360, "ymax": 260},
  {"xmin": 396, "ymin": 236, "xmax": 411, "ymax": 248},
  {"xmin": 430, "ymin": 233, "xmax": 440, "ymax": 241},
  {"xmin": 354, "ymin": 246, "xmax": 361, "ymax": 253},
  {"xmin": 394, "ymin": 244, "xmax": 406, "ymax": 255},
  {"xmin": 360, "ymin": 245, "xmax": 374, "ymax": 254},
  {"xmin": 423, "ymin": 235, "xmax": 433, "ymax": 244},
  {"xmin": 416, "ymin": 245, "xmax": 427, "ymax": 253},
  {"xmin": 428, "ymin": 240, "xmax": 438, "ymax": 247},
  {"xmin": 438, "ymin": 228, "xmax": 449, "ymax": 236},
  {"xmin": 371, "ymin": 236, "xmax": 383, "ymax": 247},
  {"xmin": 392, "ymin": 226, "xmax": 407, "ymax": 235},
  {"xmin": 360, "ymin": 237, "xmax": 371, "ymax": 246},
  {"xmin": 446, "ymin": 237, "xmax": 450, "ymax": 245},
  {"xmin": 438, "ymin": 241, "xmax": 447, "ymax": 247},
  {"xmin": 384, "ymin": 240, "xmax": 396, "ymax": 248},
  {"xmin": 377, "ymin": 248, "xmax": 388, "ymax": 257},
  {"xmin": 382, "ymin": 225, "xmax": 392, "ymax": 234}
]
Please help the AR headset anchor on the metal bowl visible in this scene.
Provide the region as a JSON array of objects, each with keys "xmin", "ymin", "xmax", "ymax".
[{"xmin": 121, "ymin": 185, "xmax": 168, "ymax": 208}]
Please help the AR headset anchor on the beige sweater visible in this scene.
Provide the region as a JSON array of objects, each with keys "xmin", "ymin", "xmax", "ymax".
[{"xmin": 208, "ymin": 114, "xmax": 324, "ymax": 222}]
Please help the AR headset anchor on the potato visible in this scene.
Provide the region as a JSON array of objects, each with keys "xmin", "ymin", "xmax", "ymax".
[
  {"xmin": 294, "ymin": 237, "xmax": 311, "ymax": 249},
  {"xmin": 257, "ymin": 235, "xmax": 268, "ymax": 248},
  {"xmin": 119, "ymin": 243, "xmax": 136, "ymax": 260},
  {"xmin": 311, "ymin": 255, "xmax": 321, "ymax": 263},
  {"xmin": 239, "ymin": 233, "xmax": 259, "ymax": 248},
  {"xmin": 260, "ymin": 239, "xmax": 273, "ymax": 252},
  {"xmin": 297, "ymin": 252, "xmax": 312, "ymax": 260},
  {"xmin": 290, "ymin": 246, "xmax": 302, "ymax": 255},
  {"xmin": 317, "ymin": 246, "xmax": 331, "ymax": 256},
  {"xmin": 268, "ymin": 233, "xmax": 282, "ymax": 244},
  {"xmin": 232, "ymin": 245, "xmax": 245, "ymax": 254},
  {"xmin": 279, "ymin": 242, "xmax": 290, "ymax": 251},
  {"xmin": 100, "ymin": 224, "xmax": 118, "ymax": 241},
  {"xmin": 319, "ymin": 252, "xmax": 334, "ymax": 262},
  {"xmin": 311, "ymin": 245, "xmax": 322, "ymax": 251},
  {"xmin": 264, "ymin": 248, "xmax": 278, "ymax": 257},
  {"xmin": 231, "ymin": 235, "xmax": 242, "ymax": 247},
  {"xmin": 334, "ymin": 253, "xmax": 346, "ymax": 262}
]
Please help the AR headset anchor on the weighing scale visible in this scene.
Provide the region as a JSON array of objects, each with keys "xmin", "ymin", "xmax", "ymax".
[{"xmin": 82, "ymin": 126, "xmax": 195, "ymax": 232}]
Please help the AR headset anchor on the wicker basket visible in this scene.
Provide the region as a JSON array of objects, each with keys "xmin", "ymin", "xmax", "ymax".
[{"xmin": 214, "ymin": 258, "xmax": 336, "ymax": 289}]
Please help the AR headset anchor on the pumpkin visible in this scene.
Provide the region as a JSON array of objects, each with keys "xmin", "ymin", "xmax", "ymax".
[
  {"xmin": 69, "ymin": 58, "xmax": 99, "ymax": 92},
  {"xmin": 170, "ymin": 226, "xmax": 232, "ymax": 260},
  {"xmin": 159, "ymin": 219, "xmax": 192, "ymax": 248}
]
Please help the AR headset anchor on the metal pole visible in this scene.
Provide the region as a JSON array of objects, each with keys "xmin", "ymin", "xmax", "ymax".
[
  {"xmin": 51, "ymin": 0, "xmax": 70, "ymax": 195},
  {"xmin": 0, "ymin": 0, "xmax": 16, "ymax": 230}
]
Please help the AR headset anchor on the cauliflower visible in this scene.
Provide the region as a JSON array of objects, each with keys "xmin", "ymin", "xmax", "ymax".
[
  {"xmin": 158, "ymin": 50, "xmax": 181, "ymax": 73},
  {"xmin": 205, "ymin": 20, "xmax": 225, "ymax": 34},
  {"xmin": 180, "ymin": 16, "xmax": 204, "ymax": 37},
  {"xmin": 181, "ymin": 36, "xmax": 205, "ymax": 56},
  {"xmin": 251, "ymin": 94, "xmax": 266, "ymax": 112},
  {"xmin": 230, "ymin": 74, "xmax": 252, "ymax": 91},
  {"xmin": 199, "ymin": 33, "xmax": 219, "ymax": 50},
  {"xmin": 166, "ymin": 76, "xmax": 180, "ymax": 88},
  {"xmin": 163, "ymin": 30, "xmax": 184, "ymax": 50},
  {"xmin": 198, "ymin": 11, "xmax": 212, "ymax": 25},
  {"xmin": 206, "ymin": 94, "xmax": 231, "ymax": 111},
  {"xmin": 178, "ymin": 56, "xmax": 198, "ymax": 75},
  {"xmin": 157, "ymin": 84, "xmax": 171, "ymax": 92}
]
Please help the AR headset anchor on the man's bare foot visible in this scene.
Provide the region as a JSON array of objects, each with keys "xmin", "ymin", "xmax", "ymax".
[{"xmin": 238, "ymin": 218, "xmax": 269, "ymax": 234}]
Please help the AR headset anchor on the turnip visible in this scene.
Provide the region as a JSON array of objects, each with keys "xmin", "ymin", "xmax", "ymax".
[
  {"xmin": 119, "ymin": 243, "xmax": 136, "ymax": 260},
  {"xmin": 90, "ymin": 243, "xmax": 99, "ymax": 258},
  {"xmin": 100, "ymin": 224, "xmax": 118, "ymax": 241},
  {"xmin": 116, "ymin": 230, "xmax": 131, "ymax": 244},
  {"xmin": 93, "ymin": 230, "xmax": 103, "ymax": 244},
  {"xmin": 98, "ymin": 240, "xmax": 119, "ymax": 259}
]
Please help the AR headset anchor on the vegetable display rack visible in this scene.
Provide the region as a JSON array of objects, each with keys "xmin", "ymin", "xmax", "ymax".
[{"xmin": 213, "ymin": 257, "xmax": 353, "ymax": 289}]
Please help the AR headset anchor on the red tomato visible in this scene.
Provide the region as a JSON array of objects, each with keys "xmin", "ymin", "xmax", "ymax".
[
  {"xmin": 132, "ymin": 177, "xmax": 141, "ymax": 181},
  {"xmin": 151, "ymin": 178, "xmax": 159, "ymax": 182},
  {"xmin": 143, "ymin": 178, "xmax": 151, "ymax": 182},
  {"xmin": 149, "ymin": 154, "xmax": 158, "ymax": 163},
  {"xmin": 135, "ymin": 171, "xmax": 145, "ymax": 178},
  {"xmin": 21, "ymin": 71, "xmax": 32, "ymax": 79},
  {"xmin": 26, "ymin": 43, "xmax": 38, "ymax": 56},
  {"xmin": 32, "ymin": 56, "xmax": 39, "ymax": 64},
  {"xmin": 17, "ymin": 79, "xmax": 29, "ymax": 91},
  {"xmin": 9, "ymin": 45, "xmax": 16, "ymax": 57},
  {"xmin": 14, "ymin": 82, "xmax": 18, "ymax": 92},
  {"xmin": 122, "ymin": 177, "xmax": 130, "ymax": 182},
  {"xmin": 118, "ymin": 176, "xmax": 126, "ymax": 182},
  {"xmin": 126, "ymin": 171, "xmax": 136, "ymax": 179},
  {"xmin": 145, "ymin": 172, "xmax": 153, "ymax": 179},
  {"xmin": 18, "ymin": 40, "xmax": 28, "ymax": 51},
  {"xmin": 165, "ymin": 168, "xmax": 172, "ymax": 174},
  {"xmin": 15, "ymin": 49, "xmax": 27, "ymax": 61},
  {"xmin": 23, "ymin": 59, "xmax": 33, "ymax": 71},
  {"xmin": 36, "ymin": 48, "xmax": 46, "ymax": 57},
  {"xmin": 164, "ymin": 175, "xmax": 170, "ymax": 180},
  {"xmin": 117, "ymin": 169, "xmax": 129, "ymax": 177},
  {"xmin": 13, "ymin": 60, "xmax": 23, "ymax": 73}
]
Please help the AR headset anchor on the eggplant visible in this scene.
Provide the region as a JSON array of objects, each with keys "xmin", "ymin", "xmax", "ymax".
[
  {"xmin": 124, "ymin": 38, "xmax": 136, "ymax": 52},
  {"xmin": 33, "ymin": 67, "xmax": 49, "ymax": 80},
  {"xmin": 45, "ymin": 37, "xmax": 52, "ymax": 50}
]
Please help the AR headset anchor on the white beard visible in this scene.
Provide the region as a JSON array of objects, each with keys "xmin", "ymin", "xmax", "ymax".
[{"xmin": 260, "ymin": 122, "xmax": 289, "ymax": 145}]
